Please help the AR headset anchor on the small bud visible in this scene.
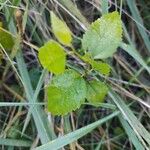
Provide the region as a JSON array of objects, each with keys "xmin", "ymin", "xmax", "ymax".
[
  {"xmin": 15, "ymin": 9, "xmax": 23, "ymax": 36},
  {"xmin": 15, "ymin": 9, "xmax": 23, "ymax": 21}
]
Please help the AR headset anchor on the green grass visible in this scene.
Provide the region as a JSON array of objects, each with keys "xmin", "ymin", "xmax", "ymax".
[{"xmin": 0, "ymin": 0, "xmax": 150, "ymax": 150}]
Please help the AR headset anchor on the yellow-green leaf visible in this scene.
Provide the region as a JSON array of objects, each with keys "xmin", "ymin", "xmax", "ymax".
[
  {"xmin": 47, "ymin": 69, "xmax": 87, "ymax": 115},
  {"xmin": 82, "ymin": 54, "xmax": 111, "ymax": 76},
  {"xmin": 82, "ymin": 11, "xmax": 122, "ymax": 59},
  {"xmin": 51, "ymin": 11, "xmax": 72, "ymax": 46},
  {"xmin": 0, "ymin": 27, "xmax": 15, "ymax": 50},
  {"xmin": 82, "ymin": 53, "xmax": 93, "ymax": 63},
  {"xmin": 38, "ymin": 40, "xmax": 66, "ymax": 74},
  {"xmin": 86, "ymin": 80, "xmax": 108, "ymax": 106},
  {"xmin": 91, "ymin": 61, "xmax": 111, "ymax": 76}
]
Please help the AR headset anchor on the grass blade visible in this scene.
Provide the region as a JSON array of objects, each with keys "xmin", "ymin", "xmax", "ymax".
[
  {"xmin": 101, "ymin": 0, "xmax": 108, "ymax": 14},
  {"xmin": 21, "ymin": 69, "xmax": 48, "ymax": 135},
  {"xmin": 118, "ymin": 115, "xmax": 145, "ymax": 150},
  {"xmin": 120, "ymin": 42, "xmax": 150, "ymax": 74},
  {"xmin": 0, "ymin": 138, "xmax": 32, "ymax": 147},
  {"xmin": 34, "ymin": 111, "xmax": 119, "ymax": 150},
  {"xmin": 0, "ymin": 102, "xmax": 45, "ymax": 106},
  {"xmin": 16, "ymin": 51, "xmax": 56, "ymax": 143},
  {"xmin": 109, "ymin": 90, "xmax": 150, "ymax": 149},
  {"xmin": 126, "ymin": 0, "xmax": 150, "ymax": 53}
]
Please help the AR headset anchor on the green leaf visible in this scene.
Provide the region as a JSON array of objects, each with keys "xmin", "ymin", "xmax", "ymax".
[
  {"xmin": 82, "ymin": 11, "xmax": 122, "ymax": 59},
  {"xmin": 38, "ymin": 40, "xmax": 66, "ymax": 75},
  {"xmin": 0, "ymin": 27, "xmax": 14, "ymax": 50},
  {"xmin": 86, "ymin": 80, "xmax": 108, "ymax": 106},
  {"xmin": 51, "ymin": 11, "xmax": 72, "ymax": 46},
  {"xmin": 91, "ymin": 61, "xmax": 111, "ymax": 76},
  {"xmin": 47, "ymin": 69, "xmax": 87, "ymax": 115}
]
